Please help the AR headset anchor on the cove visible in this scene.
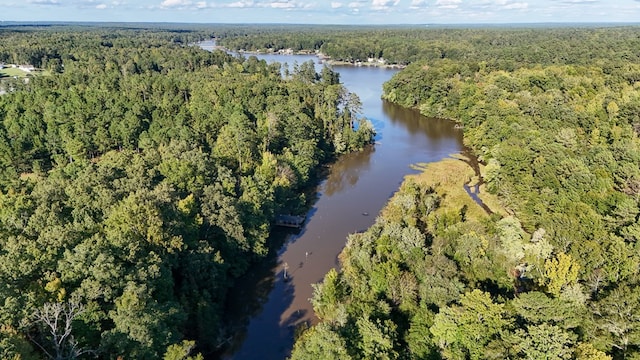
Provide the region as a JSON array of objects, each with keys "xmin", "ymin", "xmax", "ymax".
[{"xmin": 201, "ymin": 41, "xmax": 463, "ymax": 359}]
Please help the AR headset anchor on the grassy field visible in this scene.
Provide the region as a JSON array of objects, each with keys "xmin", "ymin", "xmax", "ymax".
[
  {"xmin": 409, "ymin": 156, "xmax": 508, "ymax": 221},
  {"xmin": 0, "ymin": 67, "xmax": 29, "ymax": 78},
  {"xmin": 0, "ymin": 67, "xmax": 49, "ymax": 78}
]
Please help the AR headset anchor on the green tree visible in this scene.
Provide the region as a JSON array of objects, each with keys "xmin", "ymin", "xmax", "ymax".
[
  {"xmin": 590, "ymin": 285, "xmax": 640, "ymax": 357},
  {"xmin": 289, "ymin": 324, "xmax": 352, "ymax": 360},
  {"xmin": 431, "ymin": 290, "xmax": 510, "ymax": 360},
  {"xmin": 163, "ymin": 340, "xmax": 203, "ymax": 360},
  {"xmin": 310, "ymin": 268, "xmax": 347, "ymax": 323},
  {"xmin": 516, "ymin": 324, "xmax": 576, "ymax": 360},
  {"xmin": 574, "ymin": 343, "xmax": 612, "ymax": 360}
]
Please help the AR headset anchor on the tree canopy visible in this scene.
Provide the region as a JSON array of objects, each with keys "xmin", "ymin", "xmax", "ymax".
[{"xmin": 0, "ymin": 24, "xmax": 374, "ymax": 359}]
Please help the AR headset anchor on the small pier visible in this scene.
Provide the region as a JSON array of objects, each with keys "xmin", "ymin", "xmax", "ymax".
[{"xmin": 275, "ymin": 215, "xmax": 306, "ymax": 228}]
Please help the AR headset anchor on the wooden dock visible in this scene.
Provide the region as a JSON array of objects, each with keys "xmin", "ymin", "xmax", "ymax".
[{"xmin": 275, "ymin": 215, "xmax": 305, "ymax": 228}]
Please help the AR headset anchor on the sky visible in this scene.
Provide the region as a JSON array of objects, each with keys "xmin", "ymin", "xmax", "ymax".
[{"xmin": 1, "ymin": 0, "xmax": 640, "ymax": 25}]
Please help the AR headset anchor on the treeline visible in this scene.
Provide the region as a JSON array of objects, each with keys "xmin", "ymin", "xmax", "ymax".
[
  {"xmin": 0, "ymin": 25, "xmax": 212, "ymax": 72},
  {"xmin": 0, "ymin": 26, "xmax": 373, "ymax": 359},
  {"xmin": 215, "ymin": 25, "xmax": 640, "ymax": 68},
  {"xmin": 293, "ymin": 26, "xmax": 640, "ymax": 359}
]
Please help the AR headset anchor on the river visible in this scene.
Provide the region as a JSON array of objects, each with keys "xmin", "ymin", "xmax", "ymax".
[{"xmin": 201, "ymin": 41, "xmax": 463, "ymax": 359}]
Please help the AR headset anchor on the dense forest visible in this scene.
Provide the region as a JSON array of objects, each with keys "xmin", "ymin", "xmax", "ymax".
[
  {"xmin": 3, "ymin": 23, "xmax": 640, "ymax": 360},
  {"xmin": 215, "ymin": 25, "xmax": 640, "ymax": 68},
  {"xmin": 250, "ymin": 26, "xmax": 640, "ymax": 359},
  {"xmin": 0, "ymin": 25, "xmax": 374, "ymax": 359}
]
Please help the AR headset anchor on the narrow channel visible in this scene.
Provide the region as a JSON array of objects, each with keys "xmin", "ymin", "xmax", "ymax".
[{"xmin": 201, "ymin": 41, "xmax": 464, "ymax": 359}]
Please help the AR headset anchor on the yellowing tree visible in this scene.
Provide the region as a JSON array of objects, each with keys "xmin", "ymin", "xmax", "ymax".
[{"xmin": 543, "ymin": 253, "xmax": 580, "ymax": 297}]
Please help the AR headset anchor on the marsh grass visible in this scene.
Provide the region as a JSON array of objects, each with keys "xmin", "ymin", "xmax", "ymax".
[{"xmin": 410, "ymin": 156, "xmax": 507, "ymax": 220}]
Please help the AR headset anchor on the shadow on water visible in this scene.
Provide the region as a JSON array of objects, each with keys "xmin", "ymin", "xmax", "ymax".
[
  {"xmin": 216, "ymin": 227, "xmax": 303, "ymax": 359},
  {"xmin": 323, "ymin": 145, "xmax": 374, "ymax": 197},
  {"xmin": 222, "ymin": 274, "xmax": 307, "ymax": 359},
  {"xmin": 381, "ymin": 100, "xmax": 462, "ymax": 141}
]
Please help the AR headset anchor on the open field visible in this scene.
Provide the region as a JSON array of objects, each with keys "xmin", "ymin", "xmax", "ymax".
[
  {"xmin": 0, "ymin": 67, "xmax": 50, "ymax": 78},
  {"xmin": 0, "ymin": 67, "xmax": 28, "ymax": 78}
]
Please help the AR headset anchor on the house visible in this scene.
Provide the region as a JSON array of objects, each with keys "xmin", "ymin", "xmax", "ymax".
[
  {"xmin": 278, "ymin": 48, "xmax": 294, "ymax": 55},
  {"xmin": 18, "ymin": 64, "xmax": 35, "ymax": 72}
]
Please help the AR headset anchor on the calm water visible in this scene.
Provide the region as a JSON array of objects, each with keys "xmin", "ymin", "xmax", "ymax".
[{"xmin": 201, "ymin": 41, "xmax": 463, "ymax": 359}]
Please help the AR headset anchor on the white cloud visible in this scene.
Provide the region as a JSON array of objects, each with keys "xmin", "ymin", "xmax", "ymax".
[
  {"xmin": 214, "ymin": 0, "xmax": 308, "ymax": 9},
  {"xmin": 158, "ymin": 0, "xmax": 209, "ymax": 9},
  {"xmin": 160, "ymin": 0, "xmax": 191, "ymax": 8},
  {"xmin": 74, "ymin": 0, "xmax": 125, "ymax": 9},
  {"xmin": 227, "ymin": 0, "xmax": 254, "ymax": 7},
  {"xmin": 331, "ymin": 1, "xmax": 343, "ymax": 8},
  {"xmin": 409, "ymin": 0, "xmax": 426, "ymax": 9},
  {"xmin": 27, "ymin": 0, "xmax": 60, "ymax": 4},
  {"xmin": 504, "ymin": 2, "xmax": 527, "ymax": 9},
  {"xmin": 348, "ymin": 1, "xmax": 363, "ymax": 7},
  {"xmin": 270, "ymin": 1, "xmax": 295, "ymax": 8},
  {"xmin": 371, "ymin": 0, "xmax": 400, "ymax": 10},
  {"xmin": 435, "ymin": 0, "xmax": 461, "ymax": 9},
  {"xmin": 486, "ymin": 0, "xmax": 529, "ymax": 10}
]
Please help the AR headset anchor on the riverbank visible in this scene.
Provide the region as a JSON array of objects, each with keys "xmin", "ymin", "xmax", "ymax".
[
  {"xmin": 219, "ymin": 43, "xmax": 405, "ymax": 69},
  {"xmin": 237, "ymin": 50, "xmax": 406, "ymax": 69},
  {"xmin": 324, "ymin": 58, "xmax": 406, "ymax": 69},
  {"xmin": 290, "ymin": 154, "xmax": 509, "ymax": 360}
]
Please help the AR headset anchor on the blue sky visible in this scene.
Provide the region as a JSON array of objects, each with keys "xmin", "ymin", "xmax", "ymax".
[{"xmin": 1, "ymin": 0, "xmax": 640, "ymax": 24}]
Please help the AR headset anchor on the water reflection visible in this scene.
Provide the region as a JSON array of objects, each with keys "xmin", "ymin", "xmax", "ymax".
[
  {"xmin": 382, "ymin": 100, "xmax": 461, "ymax": 140},
  {"xmin": 322, "ymin": 146, "xmax": 374, "ymax": 197},
  {"xmin": 219, "ymin": 228, "xmax": 299, "ymax": 358}
]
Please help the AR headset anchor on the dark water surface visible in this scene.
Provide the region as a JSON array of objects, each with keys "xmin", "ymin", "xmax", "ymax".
[{"xmin": 201, "ymin": 42, "xmax": 463, "ymax": 359}]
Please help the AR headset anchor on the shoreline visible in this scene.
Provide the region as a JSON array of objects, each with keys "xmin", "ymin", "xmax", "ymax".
[
  {"xmin": 324, "ymin": 59, "xmax": 406, "ymax": 69},
  {"xmin": 234, "ymin": 48, "xmax": 406, "ymax": 69},
  {"xmin": 202, "ymin": 39, "xmax": 406, "ymax": 69}
]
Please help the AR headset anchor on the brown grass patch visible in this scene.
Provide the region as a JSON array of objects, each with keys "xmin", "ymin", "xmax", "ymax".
[{"xmin": 409, "ymin": 155, "xmax": 507, "ymax": 221}]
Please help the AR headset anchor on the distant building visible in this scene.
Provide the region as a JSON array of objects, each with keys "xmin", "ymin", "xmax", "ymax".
[
  {"xmin": 278, "ymin": 48, "xmax": 294, "ymax": 55},
  {"xmin": 18, "ymin": 64, "xmax": 35, "ymax": 72}
]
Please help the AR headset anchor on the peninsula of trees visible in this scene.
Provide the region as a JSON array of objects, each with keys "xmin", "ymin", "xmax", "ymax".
[{"xmin": 0, "ymin": 24, "xmax": 373, "ymax": 359}]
